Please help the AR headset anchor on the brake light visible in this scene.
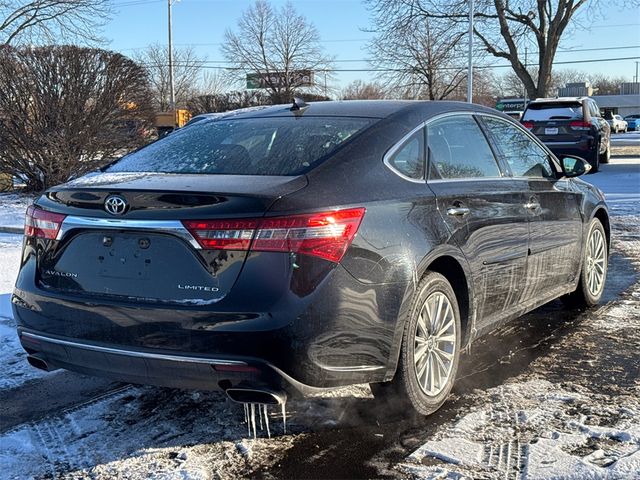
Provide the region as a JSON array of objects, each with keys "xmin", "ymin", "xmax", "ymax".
[
  {"xmin": 254, "ymin": 208, "xmax": 365, "ymax": 262},
  {"xmin": 521, "ymin": 121, "xmax": 534, "ymax": 130},
  {"xmin": 182, "ymin": 208, "xmax": 365, "ymax": 263},
  {"xmin": 181, "ymin": 219, "xmax": 258, "ymax": 249},
  {"xmin": 569, "ymin": 120, "xmax": 591, "ymax": 130},
  {"xmin": 24, "ymin": 205, "xmax": 67, "ymax": 240}
]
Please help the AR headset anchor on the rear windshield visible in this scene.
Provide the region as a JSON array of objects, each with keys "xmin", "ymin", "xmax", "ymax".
[
  {"xmin": 108, "ymin": 116, "xmax": 376, "ymax": 176},
  {"xmin": 522, "ymin": 102, "xmax": 583, "ymax": 121}
]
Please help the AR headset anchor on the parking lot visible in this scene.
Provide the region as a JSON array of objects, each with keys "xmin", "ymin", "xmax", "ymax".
[{"xmin": 0, "ymin": 155, "xmax": 638, "ymax": 479}]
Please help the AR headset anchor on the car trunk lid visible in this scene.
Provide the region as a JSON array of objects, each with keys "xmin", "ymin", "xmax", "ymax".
[{"xmin": 35, "ymin": 173, "xmax": 307, "ymax": 304}]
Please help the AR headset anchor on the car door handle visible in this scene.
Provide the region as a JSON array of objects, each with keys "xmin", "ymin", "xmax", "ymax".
[
  {"xmin": 446, "ymin": 207, "xmax": 470, "ymax": 217},
  {"xmin": 524, "ymin": 202, "xmax": 540, "ymax": 210}
]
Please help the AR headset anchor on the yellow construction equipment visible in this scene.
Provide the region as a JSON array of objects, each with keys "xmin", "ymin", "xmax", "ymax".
[{"xmin": 155, "ymin": 109, "xmax": 191, "ymax": 138}]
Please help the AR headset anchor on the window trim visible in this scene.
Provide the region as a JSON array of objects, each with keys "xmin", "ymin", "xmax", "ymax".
[
  {"xmin": 424, "ymin": 112, "xmax": 506, "ymax": 182},
  {"xmin": 475, "ymin": 113, "xmax": 560, "ymax": 179},
  {"xmin": 382, "ymin": 122, "xmax": 427, "ymax": 183},
  {"xmin": 384, "ymin": 110, "xmax": 563, "ymax": 184}
]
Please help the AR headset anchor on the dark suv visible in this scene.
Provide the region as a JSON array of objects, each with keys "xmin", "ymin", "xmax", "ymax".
[{"xmin": 521, "ymin": 97, "xmax": 610, "ymax": 172}]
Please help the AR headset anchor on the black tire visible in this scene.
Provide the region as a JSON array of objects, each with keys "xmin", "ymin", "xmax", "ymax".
[
  {"xmin": 588, "ymin": 141, "xmax": 600, "ymax": 173},
  {"xmin": 600, "ymin": 139, "xmax": 610, "ymax": 164},
  {"xmin": 370, "ymin": 272, "xmax": 462, "ymax": 416},
  {"xmin": 562, "ymin": 218, "xmax": 608, "ymax": 308}
]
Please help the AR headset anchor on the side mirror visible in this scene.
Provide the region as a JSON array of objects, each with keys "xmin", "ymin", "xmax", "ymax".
[{"xmin": 560, "ymin": 155, "xmax": 592, "ymax": 177}]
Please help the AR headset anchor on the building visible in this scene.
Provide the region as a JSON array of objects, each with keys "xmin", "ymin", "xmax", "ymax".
[{"xmin": 557, "ymin": 82, "xmax": 640, "ymax": 118}]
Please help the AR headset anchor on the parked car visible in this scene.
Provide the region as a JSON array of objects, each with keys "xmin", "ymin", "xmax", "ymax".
[
  {"xmin": 14, "ymin": 101, "xmax": 609, "ymax": 416},
  {"xmin": 605, "ymin": 114, "xmax": 628, "ymax": 133},
  {"xmin": 521, "ymin": 97, "xmax": 610, "ymax": 172},
  {"xmin": 624, "ymin": 114, "xmax": 640, "ymax": 132}
]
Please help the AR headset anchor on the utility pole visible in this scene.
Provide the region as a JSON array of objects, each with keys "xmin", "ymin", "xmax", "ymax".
[
  {"xmin": 467, "ymin": 0, "xmax": 474, "ymax": 103},
  {"xmin": 635, "ymin": 61, "xmax": 639, "ymax": 83},
  {"xmin": 168, "ymin": 0, "xmax": 175, "ymax": 111},
  {"xmin": 523, "ymin": 45, "xmax": 528, "ymax": 106}
]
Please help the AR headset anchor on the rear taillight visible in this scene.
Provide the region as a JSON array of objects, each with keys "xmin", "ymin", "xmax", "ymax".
[
  {"xmin": 24, "ymin": 205, "xmax": 67, "ymax": 240},
  {"xmin": 569, "ymin": 120, "xmax": 591, "ymax": 130},
  {"xmin": 521, "ymin": 121, "xmax": 534, "ymax": 130},
  {"xmin": 183, "ymin": 208, "xmax": 365, "ymax": 263},
  {"xmin": 181, "ymin": 219, "xmax": 258, "ymax": 250}
]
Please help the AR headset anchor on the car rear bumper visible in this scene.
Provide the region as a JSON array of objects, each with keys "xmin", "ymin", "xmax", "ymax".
[
  {"xmin": 13, "ymin": 255, "xmax": 407, "ymax": 392},
  {"xmin": 541, "ymin": 138, "xmax": 595, "ymax": 162},
  {"xmin": 18, "ymin": 329, "xmax": 323, "ymax": 395}
]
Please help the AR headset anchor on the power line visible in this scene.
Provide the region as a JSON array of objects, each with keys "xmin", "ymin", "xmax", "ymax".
[
  {"xmin": 182, "ymin": 45, "xmax": 640, "ymax": 64},
  {"xmin": 149, "ymin": 55, "xmax": 640, "ymax": 72}
]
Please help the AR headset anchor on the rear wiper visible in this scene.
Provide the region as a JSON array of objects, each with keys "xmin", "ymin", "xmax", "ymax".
[{"xmin": 548, "ymin": 116, "xmax": 572, "ymax": 119}]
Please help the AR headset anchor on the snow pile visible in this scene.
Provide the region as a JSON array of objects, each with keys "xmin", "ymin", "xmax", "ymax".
[
  {"xmin": 0, "ymin": 235, "xmax": 48, "ymax": 389},
  {"xmin": 0, "ymin": 316, "xmax": 53, "ymax": 389},
  {"xmin": 0, "ymin": 193, "xmax": 33, "ymax": 231},
  {"xmin": 399, "ymin": 379, "xmax": 640, "ymax": 479}
]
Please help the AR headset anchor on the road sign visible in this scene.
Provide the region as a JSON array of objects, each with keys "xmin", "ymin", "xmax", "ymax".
[{"xmin": 246, "ymin": 70, "xmax": 314, "ymax": 89}]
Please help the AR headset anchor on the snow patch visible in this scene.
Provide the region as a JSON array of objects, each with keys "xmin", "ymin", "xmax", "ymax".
[
  {"xmin": 399, "ymin": 379, "xmax": 640, "ymax": 479},
  {"xmin": 0, "ymin": 193, "xmax": 33, "ymax": 230}
]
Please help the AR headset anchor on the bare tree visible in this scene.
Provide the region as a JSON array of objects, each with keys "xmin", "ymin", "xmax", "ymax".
[
  {"xmin": 341, "ymin": 80, "xmax": 387, "ymax": 100},
  {"xmin": 0, "ymin": 45, "xmax": 155, "ymax": 191},
  {"xmin": 589, "ymin": 73, "xmax": 629, "ymax": 95},
  {"xmin": 367, "ymin": 5, "xmax": 473, "ymax": 100},
  {"xmin": 221, "ymin": 0, "xmax": 333, "ymax": 104},
  {"xmin": 135, "ymin": 44, "xmax": 205, "ymax": 111},
  {"xmin": 446, "ymin": 68, "xmax": 500, "ymax": 106},
  {"xmin": 187, "ymin": 90, "xmax": 271, "ymax": 115},
  {"xmin": 0, "ymin": 0, "xmax": 110, "ymax": 45},
  {"xmin": 494, "ymin": 68, "xmax": 625, "ymax": 98},
  {"xmin": 199, "ymin": 70, "xmax": 229, "ymax": 96},
  {"xmin": 366, "ymin": 0, "xmax": 596, "ymax": 99}
]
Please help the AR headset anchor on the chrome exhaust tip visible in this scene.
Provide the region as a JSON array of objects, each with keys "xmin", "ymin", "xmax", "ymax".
[
  {"xmin": 225, "ymin": 388, "xmax": 286, "ymax": 405},
  {"xmin": 26, "ymin": 354, "xmax": 58, "ymax": 372}
]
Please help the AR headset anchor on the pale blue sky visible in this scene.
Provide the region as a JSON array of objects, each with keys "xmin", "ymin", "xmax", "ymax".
[{"xmin": 106, "ymin": 0, "xmax": 640, "ymax": 89}]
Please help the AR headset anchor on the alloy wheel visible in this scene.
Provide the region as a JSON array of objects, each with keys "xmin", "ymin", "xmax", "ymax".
[
  {"xmin": 413, "ymin": 291, "xmax": 457, "ymax": 396},
  {"xmin": 585, "ymin": 227, "xmax": 606, "ymax": 297}
]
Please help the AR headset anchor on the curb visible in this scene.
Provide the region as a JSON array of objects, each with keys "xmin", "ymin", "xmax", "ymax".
[{"xmin": 0, "ymin": 227, "xmax": 23, "ymax": 234}]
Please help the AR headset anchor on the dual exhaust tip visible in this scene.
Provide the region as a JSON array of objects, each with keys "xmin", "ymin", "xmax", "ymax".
[
  {"xmin": 27, "ymin": 354, "xmax": 286, "ymax": 406},
  {"xmin": 27, "ymin": 354, "xmax": 58, "ymax": 372},
  {"xmin": 225, "ymin": 388, "xmax": 286, "ymax": 405}
]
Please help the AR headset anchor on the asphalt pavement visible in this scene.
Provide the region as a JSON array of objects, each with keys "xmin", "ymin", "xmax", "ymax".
[{"xmin": 0, "ymin": 157, "xmax": 638, "ymax": 479}]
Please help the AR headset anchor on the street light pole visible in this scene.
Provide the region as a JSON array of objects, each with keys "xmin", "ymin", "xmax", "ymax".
[
  {"xmin": 467, "ymin": 0, "xmax": 474, "ymax": 103},
  {"xmin": 523, "ymin": 45, "xmax": 528, "ymax": 107},
  {"xmin": 168, "ymin": 0, "xmax": 175, "ymax": 111}
]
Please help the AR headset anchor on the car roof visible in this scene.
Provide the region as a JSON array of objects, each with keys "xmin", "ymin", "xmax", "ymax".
[
  {"xmin": 528, "ymin": 97, "xmax": 588, "ymax": 104},
  {"xmin": 206, "ymin": 100, "xmax": 502, "ymax": 121}
]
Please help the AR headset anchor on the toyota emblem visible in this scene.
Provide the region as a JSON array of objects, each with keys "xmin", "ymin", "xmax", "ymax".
[{"xmin": 104, "ymin": 195, "xmax": 128, "ymax": 215}]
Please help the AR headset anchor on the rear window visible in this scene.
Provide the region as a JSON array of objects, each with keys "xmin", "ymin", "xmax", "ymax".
[
  {"xmin": 522, "ymin": 102, "xmax": 583, "ymax": 121},
  {"xmin": 108, "ymin": 117, "xmax": 375, "ymax": 176}
]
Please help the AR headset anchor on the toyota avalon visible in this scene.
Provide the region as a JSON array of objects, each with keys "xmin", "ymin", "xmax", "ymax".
[{"xmin": 13, "ymin": 100, "xmax": 609, "ymax": 415}]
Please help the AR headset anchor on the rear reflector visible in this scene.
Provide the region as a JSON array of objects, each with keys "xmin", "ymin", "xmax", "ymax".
[
  {"xmin": 212, "ymin": 364, "xmax": 261, "ymax": 373},
  {"xmin": 521, "ymin": 121, "xmax": 534, "ymax": 130},
  {"xmin": 183, "ymin": 208, "xmax": 365, "ymax": 263},
  {"xmin": 24, "ymin": 205, "xmax": 67, "ymax": 240},
  {"xmin": 569, "ymin": 120, "xmax": 591, "ymax": 130}
]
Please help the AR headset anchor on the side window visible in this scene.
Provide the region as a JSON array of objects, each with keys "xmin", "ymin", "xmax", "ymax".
[
  {"xmin": 481, "ymin": 116, "xmax": 555, "ymax": 178},
  {"xmin": 386, "ymin": 128, "xmax": 425, "ymax": 180},
  {"xmin": 427, "ymin": 115, "xmax": 501, "ymax": 179},
  {"xmin": 590, "ymin": 101, "xmax": 600, "ymax": 118}
]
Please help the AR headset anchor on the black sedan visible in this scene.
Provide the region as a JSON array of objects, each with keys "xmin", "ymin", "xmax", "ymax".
[{"xmin": 13, "ymin": 100, "xmax": 609, "ymax": 416}]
